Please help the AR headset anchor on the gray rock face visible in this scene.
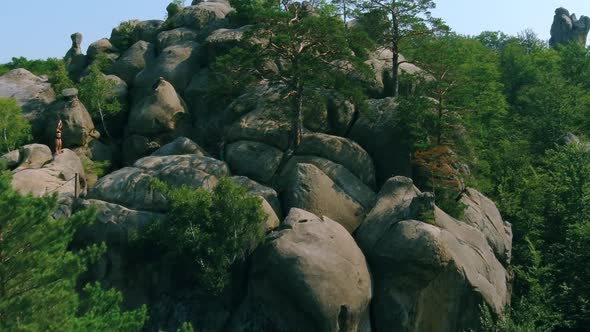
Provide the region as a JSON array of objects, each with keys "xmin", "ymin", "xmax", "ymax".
[
  {"xmin": 0, "ymin": 149, "xmax": 20, "ymax": 170},
  {"xmin": 298, "ymin": 132, "xmax": 376, "ymax": 189},
  {"xmin": 229, "ymin": 208, "xmax": 372, "ymax": 332},
  {"xmin": 76, "ymin": 199, "xmax": 166, "ymax": 246},
  {"xmin": 151, "ymin": 136, "xmax": 207, "ymax": 157},
  {"xmin": 229, "ymin": 176, "xmax": 282, "ymax": 218},
  {"xmin": 134, "ymin": 42, "xmax": 202, "ymax": 94},
  {"xmin": 165, "ymin": 1, "xmax": 234, "ymax": 30},
  {"xmin": 226, "ymin": 107, "xmax": 292, "ymax": 151},
  {"xmin": 550, "ymin": 7, "xmax": 590, "ymax": 47},
  {"xmin": 355, "ymin": 176, "xmax": 511, "ymax": 332},
  {"xmin": 278, "ymin": 155, "xmax": 375, "ymax": 210},
  {"xmin": 109, "ymin": 41, "xmax": 157, "ymax": 86},
  {"xmin": 225, "ymin": 140, "xmax": 283, "ymax": 184},
  {"xmin": 461, "ymin": 188, "xmax": 513, "ymax": 265},
  {"xmin": 11, "ymin": 148, "xmax": 85, "ymax": 218},
  {"xmin": 88, "ymin": 154, "xmax": 230, "ymax": 212},
  {"xmin": 156, "ymin": 27, "xmax": 199, "ymax": 52},
  {"xmin": 134, "ymin": 20, "xmax": 164, "ymax": 45},
  {"xmin": 44, "ymin": 96, "xmax": 98, "ymax": 148},
  {"xmin": 64, "ymin": 32, "xmax": 87, "ymax": 81},
  {"xmin": 0, "ymin": 69, "xmax": 56, "ymax": 139},
  {"xmin": 121, "ymin": 135, "xmax": 160, "ymax": 165},
  {"xmin": 128, "ymin": 78, "xmax": 190, "ymax": 137},
  {"xmin": 87, "ymin": 38, "xmax": 120, "ymax": 64},
  {"xmin": 349, "ymin": 98, "xmax": 412, "ymax": 184},
  {"xmin": 365, "ymin": 48, "xmax": 423, "ymax": 96},
  {"xmin": 15, "ymin": 144, "xmax": 53, "ymax": 170},
  {"xmin": 281, "ymin": 163, "xmax": 368, "ymax": 233}
]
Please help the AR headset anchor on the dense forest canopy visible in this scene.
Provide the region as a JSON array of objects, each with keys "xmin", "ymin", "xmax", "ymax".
[{"xmin": 1, "ymin": 0, "xmax": 590, "ymax": 331}]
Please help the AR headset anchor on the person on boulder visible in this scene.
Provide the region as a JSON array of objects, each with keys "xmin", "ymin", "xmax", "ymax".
[{"xmin": 55, "ymin": 119, "xmax": 63, "ymax": 155}]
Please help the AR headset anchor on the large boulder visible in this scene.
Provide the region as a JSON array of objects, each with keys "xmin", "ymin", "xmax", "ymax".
[
  {"xmin": 461, "ymin": 188, "xmax": 513, "ymax": 265},
  {"xmin": 549, "ymin": 7, "xmax": 590, "ymax": 47},
  {"xmin": 88, "ymin": 154, "xmax": 230, "ymax": 212},
  {"xmin": 281, "ymin": 163, "xmax": 368, "ymax": 233},
  {"xmin": 0, "ymin": 149, "xmax": 20, "ymax": 170},
  {"xmin": 14, "ymin": 144, "xmax": 53, "ymax": 170},
  {"xmin": 164, "ymin": 1, "xmax": 234, "ymax": 31},
  {"xmin": 355, "ymin": 176, "xmax": 511, "ymax": 332},
  {"xmin": 44, "ymin": 96, "xmax": 99, "ymax": 148},
  {"xmin": 226, "ymin": 107, "xmax": 291, "ymax": 151},
  {"xmin": 76, "ymin": 199, "xmax": 166, "ymax": 246},
  {"xmin": 64, "ymin": 32, "xmax": 87, "ymax": 81},
  {"xmin": 109, "ymin": 41, "xmax": 156, "ymax": 86},
  {"xmin": 229, "ymin": 208, "xmax": 372, "ymax": 332},
  {"xmin": 278, "ymin": 155, "xmax": 375, "ymax": 210},
  {"xmin": 230, "ymin": 176, "xmax": 282, "ymax": 218},
  {"xmin": 151, "ymin": 136, "xmax": 207, "ymax": 157},
  {"xmin": 121, "ymin": 135, "xmax": 161, "ymax": 165},
  {"xmin": 349, "ymin": 98, "xmax": 412, "ymax": 185},
  {"xmin": 87, "ymin": 38, "xmax": 120, "ymax": 64},
  {"xmin": 127, "ymin": 78, "xmax": 191, "ymax": 137},
  {"xmin": 225, "ymin": 140, "xmax": 283, "ymax": 184},
  {"xmin": 134, "ymin": 20, "xmax": 164, "ymax": 45},
  {"xmin": 156, "ymin": 27, "xmax": 199, "ymax": 52},
  {"xmin": 134, "ymin": 42, "xmax": 202, "ymax": 95},
  {"xmin": 0, "ymin": 69, "xmax": 56, "ymax": 139},
  {"xmin": 11, "ymin": 149, "xmax": 85, "ymax": 218},
  {"xmin": 298, "ymin": 132, "xmax": 376, "ymax": 189}
]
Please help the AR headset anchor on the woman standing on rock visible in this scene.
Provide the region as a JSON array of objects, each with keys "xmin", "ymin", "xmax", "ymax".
[{"xmin": 55, "ymin": 119, "xmax": 63, "ymax": 155}]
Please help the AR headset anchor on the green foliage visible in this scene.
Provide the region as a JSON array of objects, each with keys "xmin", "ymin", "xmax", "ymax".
[
  {"xmin": 49, "ymin": 61, "xmax": 76, "ymax": 99},
  {"xmin": 355, "ymin": 0, "xmax": 448, "ymax": 96},
  {"xmin": 0, "ymin": 172, "xmax": 146, "ymax": 331},
  {"xmin": 176, "ymin": 322, "xmax": 195, "ymax": 332},
  {"xmin": 72, "ymin": 283, "xmax": 147, "ymax": 332},
  {"xmin": 145, "ymin": 177, "xmax": 266, "ymax": 293},
  {"xmin": 214, "ymin": 1, "xmax": 370, "ymax": 148},
  {"xmin": 111, "ymin": 20, "xmax": 137, "ymax": 51},
  {"xmin": 82, "ymin": 158, "xmax": 111, "ymax": 178},
  {"xmin": 0, "ymin": 57, "xmax": 63, "ymax": 77},
  {"xmin": 78, "ymin": 55, "xmax": 122, "ymax": 139},
  {"xmin": 0, "ymin": 98, "xmax": 31, "ymax": 153}
]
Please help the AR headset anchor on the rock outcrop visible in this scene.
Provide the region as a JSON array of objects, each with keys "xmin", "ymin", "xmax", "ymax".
[
  {"xmin": 109, "ymin": 41, "xmax": 157, "ymax": 86},
  {"xmin": 230, "ymin": 208, "xmax": 372, "ymax": 332},
  {"xmin": 11, "ymin": 147, "xmax": 85, "ymax": 218},
  {"xmin": 0, "ymin": 69, "xmax": 56, "ymax": 139},
  {"xmin": 88, "ymin": 154, "xmax": 229, "ymax": 211},
  {"xmin": 355, "ymin": 176, "xmax": 511, "ymax": 332},
  {"xmin": 64, "ymin": 32, "xmax": 87, "ymax": 81},
  {"xmin": 44, "ymin": 94, "xmax": 99, "ymax": 148},
  {"xmin": 550, "ymin": 7, "xmax": 590, "ymax": 47}
]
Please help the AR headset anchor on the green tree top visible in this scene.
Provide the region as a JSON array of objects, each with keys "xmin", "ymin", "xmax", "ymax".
[{"xmin": 0, "ymin": 98, "xmax": 31, "ymax": 153}]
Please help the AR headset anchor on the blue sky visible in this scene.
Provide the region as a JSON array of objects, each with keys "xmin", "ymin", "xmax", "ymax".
[{"xmin": 1, "ymin": 1, "xmax": 590, "ymax": 63}]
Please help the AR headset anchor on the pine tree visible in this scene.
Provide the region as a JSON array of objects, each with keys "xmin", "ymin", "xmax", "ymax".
[
  {"xmin": 0, "ymin": 172, "xmax": 146, "ymax": 331},
  {"xmin": 356, "ymin": 0, "xmax": 447, "ymax": 96}
]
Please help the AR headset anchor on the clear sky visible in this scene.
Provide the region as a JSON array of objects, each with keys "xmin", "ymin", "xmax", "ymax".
[{"xmin": 1, "ymin": 1, "xmax": 590, "ymax": 63}]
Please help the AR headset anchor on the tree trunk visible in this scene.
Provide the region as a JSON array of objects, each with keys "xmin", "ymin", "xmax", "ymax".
[
  {"xmin": 391, "ymin": 50, "xmax": 400, "ymax": 97},
  {"xmin": 290, "ymin": 86, "xmax": 304, "ymax": 150},
  {"xmin": 97, "ymin": 104, "xmax": 112, "ymax": 140}
]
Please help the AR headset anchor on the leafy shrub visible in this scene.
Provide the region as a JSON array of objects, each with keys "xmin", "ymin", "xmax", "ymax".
[
  {"xmin": 0, "ymin": 97, "xmax": 31, "ymax": 153},
  {"xmin": 146, "ymin": 177, "xmax": 266, "ymax": 293}
]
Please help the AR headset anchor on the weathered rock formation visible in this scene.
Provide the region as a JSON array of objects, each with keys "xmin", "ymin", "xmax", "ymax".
[
  {"xmin": 8, "ymin": 146, "xmax": 85, "ymax": 218},
  {"xmin": 0, "ymin": 69, "xmax": 56, "ymax": 139},
  {"xmin": 64, "ymin": 32, "xmax": 87, "ymax": 81},
  {"xmin": 550, "ymin": 7, "xmax": 590, "ymax": 47},
  {"xmin": 230, "ymin": 208, "xmax": 372, "ymax": 332},
  {"xmin": 355, "ymin": 176, "xmax": 512, "ymax": 332}
]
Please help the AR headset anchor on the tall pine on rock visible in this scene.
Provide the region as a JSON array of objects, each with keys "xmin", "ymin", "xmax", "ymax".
[
  {"xmin": 216, "ymin": 1, "xmax": 369, "ymax": 150},
  {"xmin": 357, "ymin": 0, "xmax": 447, "ymax": 96}
]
